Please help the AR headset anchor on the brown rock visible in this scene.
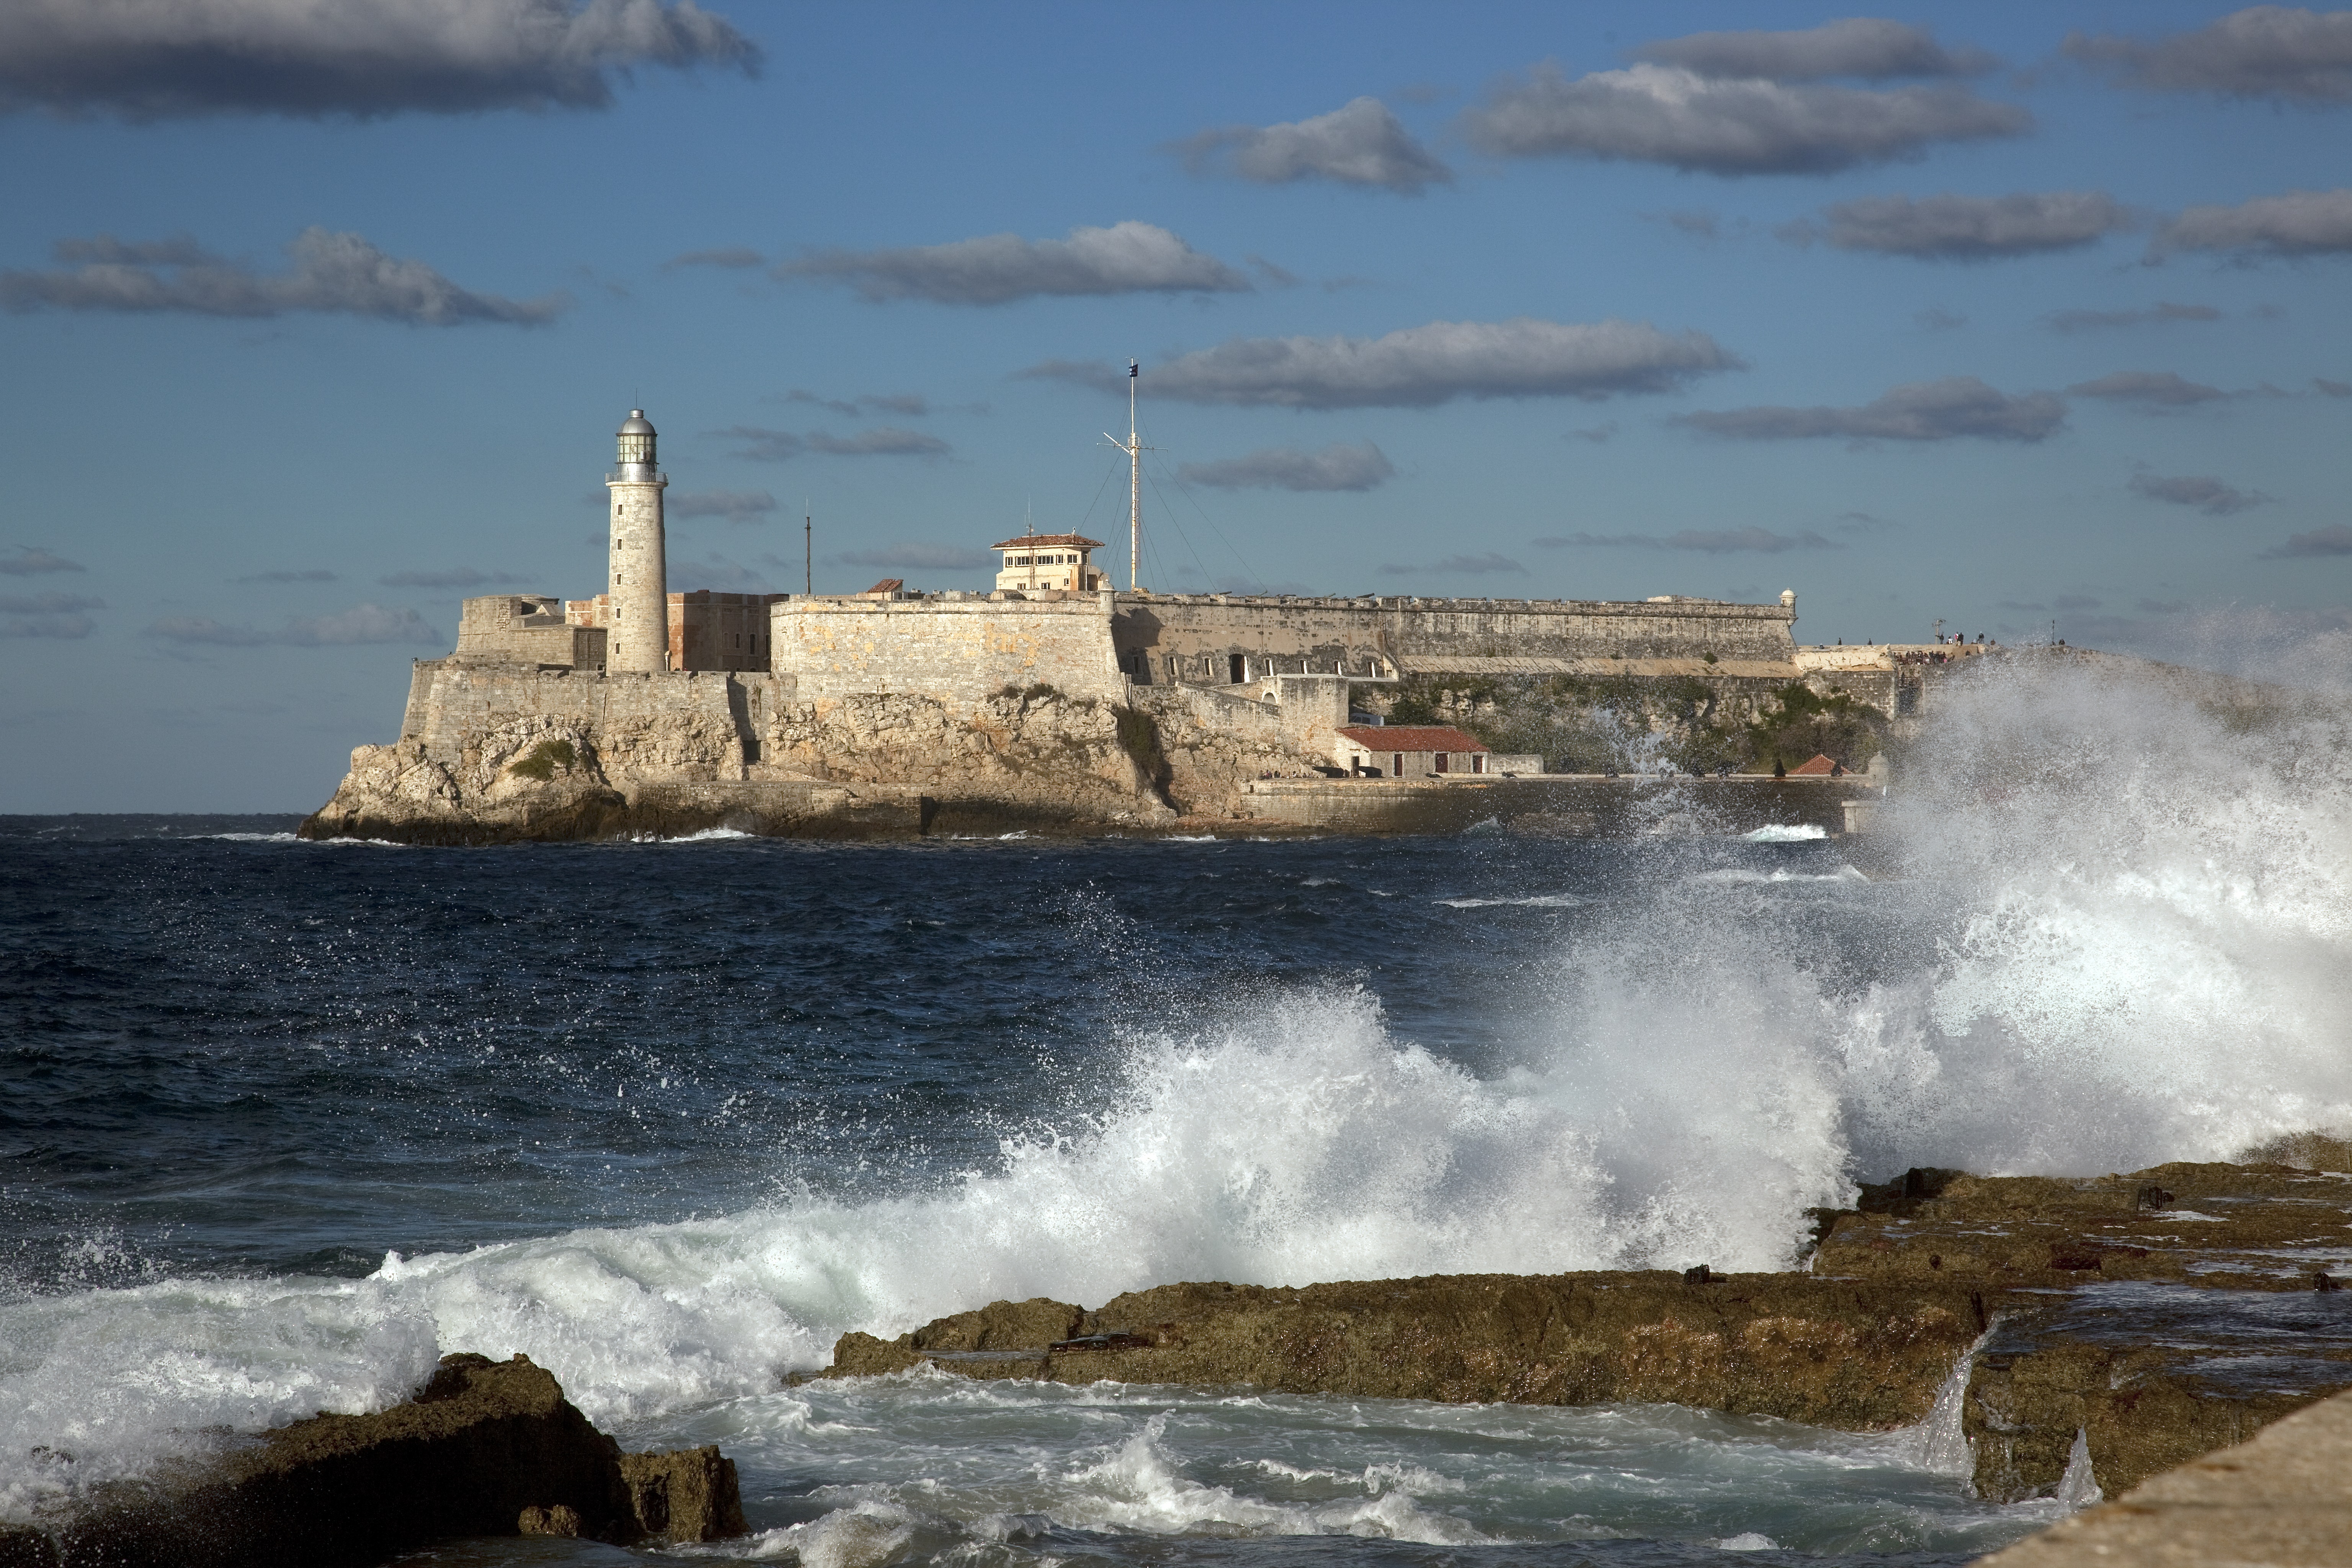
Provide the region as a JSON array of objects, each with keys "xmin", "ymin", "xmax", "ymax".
[
  {"xmin": 617, "ymin": 1448, "xmax": 747, "ymax": 1544},
  {"xmin": 38, "ymin": 1352, "xmax": 744, "ymax": 1567},
  {"xmin": 911, "ymin": 1297, "xmax": 1085, "ymax": 1352},
  {"xmin": 828, "ymin": 1275, "xmax": 1986, "ymax": 1431},
  {"xmin": 516, "ymin": 1504, "xmax": 581, "ymax": 1537}
]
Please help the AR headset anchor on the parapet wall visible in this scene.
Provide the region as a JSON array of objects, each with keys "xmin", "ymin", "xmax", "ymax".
[
  {"xmin": 452, "ymin": 595, "xmax": 606, "ymax": 670},
  {"xmin": 1112, "ymin": 594, "xmax": 1797, "ymax": 685},
  {"xmin": 771, "ymin": 594, "xmax": 1126, "ymax": 706}
]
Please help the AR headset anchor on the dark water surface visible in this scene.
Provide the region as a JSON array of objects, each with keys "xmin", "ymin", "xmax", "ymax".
[{"xmin": 0, "ymin": 815, "xmax": 2153, "ymax": 1564}]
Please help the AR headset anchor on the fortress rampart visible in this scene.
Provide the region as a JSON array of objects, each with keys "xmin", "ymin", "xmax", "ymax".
[
  {"xmin": 1107, "ymin": 593, "xmax": 1798, "ymax": 686},
  {"xmin": 771, "ymin": 596, "xmax": 1127, "ymax": 704}
]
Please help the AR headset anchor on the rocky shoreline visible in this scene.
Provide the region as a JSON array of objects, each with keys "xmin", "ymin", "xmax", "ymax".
[
  {"xmin": 10, "ymin": 1153, "xmax": 2345, "ymax": 1565},
  {"xmin": 0, "ymin": 1354, "xmax": 743, "ymax": 1568},
  {"xmin": 822, "ymin": 1153, "xmax": 2352, "ymax": 1507}
]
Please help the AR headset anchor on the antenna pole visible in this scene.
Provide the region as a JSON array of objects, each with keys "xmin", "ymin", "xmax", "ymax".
[
  {"xmin": 1127, "ymin": 359, "xmax": 1141, "ymax": 592},
  {"xmin": 1101, "ymin": 360, "xmax": 1151, "ymax": 591},
  {"xmin": 804, "ymin": 503, "xmax": 812, "ymax": 596}
]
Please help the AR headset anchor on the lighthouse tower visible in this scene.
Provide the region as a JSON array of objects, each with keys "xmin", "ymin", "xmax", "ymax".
[{"xmin": 605, "ymin": 409, "xmax": 669, "ymax": 672}]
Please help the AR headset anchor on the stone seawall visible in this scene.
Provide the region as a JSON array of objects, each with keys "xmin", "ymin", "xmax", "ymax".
[{"xmin": 1234, "ymin": 774, "xmax": 1880, "ymax": 835}]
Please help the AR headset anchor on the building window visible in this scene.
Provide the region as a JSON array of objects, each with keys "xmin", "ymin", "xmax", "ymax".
[{"xmin": 1435, "ymin": 753, "xmax": 1449, "ymax": 773}]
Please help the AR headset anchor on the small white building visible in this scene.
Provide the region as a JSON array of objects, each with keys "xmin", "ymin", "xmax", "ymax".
[
  {"xmin": 993, "ymin": 531, "xmax": 1108, "ymax": 594},
  {"xmin": 1333, "ymin": 725, "xmax": 1493, "ymax": 779}
]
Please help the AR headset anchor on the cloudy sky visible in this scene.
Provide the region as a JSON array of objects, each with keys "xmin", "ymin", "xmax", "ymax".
[{"xmin": 4, "ymin": 1, "xmax": 2349, "ymax": 810}]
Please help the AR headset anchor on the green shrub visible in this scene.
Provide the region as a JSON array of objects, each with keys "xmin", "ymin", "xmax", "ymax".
[
  {"xmin": 1115, "ymin": 706, "xmax": 1163, "ymax": 771},
  {"xmin": 506, "ymin": 737, "xmax": 576, "ymax": 781}
]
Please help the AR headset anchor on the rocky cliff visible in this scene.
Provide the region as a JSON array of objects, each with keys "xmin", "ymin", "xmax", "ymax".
[{"xmin": 298, "ymin": 665, "xmax": 1307, "ymax": 843}]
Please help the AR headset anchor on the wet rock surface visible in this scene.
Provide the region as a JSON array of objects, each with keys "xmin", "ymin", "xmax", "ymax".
[
  {"xmin": 1975, "ymin": 1382, "xmax": 2352, "ymax": 1566},
  {"xmin": 825, "ymin": 1155, "xmax": 2352, "ymax": 1509},
  {"xmin": 11, "ymin": 1353, "xmax": 743, "ymax": 1568}
]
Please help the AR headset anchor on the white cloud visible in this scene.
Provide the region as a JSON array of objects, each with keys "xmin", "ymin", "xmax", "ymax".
[
  {"xmin": 1788, "ymin": 191, "xmax": 2135, "ymax": 259},
  {"xmin": 1635, "ymin": 19, "xmax": 1994, "ymax": 81},
  {"xmin": 1177, "ymin": 97, "xmax": 1451, "ymax": 193},
  {"xmin": 668, "ymin": 489, "xmax": 777, "ymax": 522},
  {"xmin": 1024, "ymin": 318, "xmax": 1740, "ymax": 410},
  {"xmin": 1459, "ymin": 62, "xmax": 2027, "ymax": 176},
  {"xmin": 1678, "ymin": 377, "xmax": 2066, "ymax": 442},
  {"xmin": 2129, "ymin": 473, "xmax": 2272, "ymax": 514},
  {"xmin": 1177, "ymin": 442, "xmax": 1396, "ymax": 492},
  {"xmin": 0, "ymin": 547, "xmax": 85, "ymax": 576},
  {"xmin": 778, "ymin": 222, "xmax": 1250, "ymax": 305},
  {"xmin": 717, "ymin": 426, "xmax": 950, "ymax": 461},
  {"xmin": 1534, "ymin": 528, "xmax": 1843, "ymax": 554},
  {"xmin": 0, "ymin": 0, "xmax": 759, "ymax": 119},
  {"xmin": 148, "ymin": 603, "xmax": 443, "ymax": 646},
  {"xmin": 2154, "ymin": 188, "xmax": 2352, "ymax": 259},
  {"xmin": 0, "ymin": 228, "xmax": 564, "ymax": 324},
  {"xmin": 2067, "ymin": 7, "xmax": 2352, "ymax": 103},
  {"xmin": 2069, "ymin": 371, "xmax": 2228, "ymax": 408}
]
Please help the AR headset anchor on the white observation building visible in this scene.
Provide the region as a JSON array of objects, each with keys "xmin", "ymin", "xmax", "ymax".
[{"xmin": 991, "ymin": 531, "xmax": 1107, "ymax": 594}]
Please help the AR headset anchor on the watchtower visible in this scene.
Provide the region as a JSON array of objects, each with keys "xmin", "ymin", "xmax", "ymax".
[{"xmin": 605, "ymin": 409, "xmax": 669, "ymax": 672}]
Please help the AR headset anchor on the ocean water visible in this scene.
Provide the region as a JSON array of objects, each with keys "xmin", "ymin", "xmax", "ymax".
[{"xmin": 5, "ymin": 662, "xmax": 2352, "ymax": 1566}]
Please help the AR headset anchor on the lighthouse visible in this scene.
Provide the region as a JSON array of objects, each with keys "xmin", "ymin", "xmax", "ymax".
[{"xmin": 605, "ymin": 409, "xmax": 669, "ymax": 672}]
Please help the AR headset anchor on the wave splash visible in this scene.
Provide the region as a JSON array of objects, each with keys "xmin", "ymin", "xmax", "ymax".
[{"xmin": 7, "ymin": 659, "xmax": 2352, "ymax": 1511}]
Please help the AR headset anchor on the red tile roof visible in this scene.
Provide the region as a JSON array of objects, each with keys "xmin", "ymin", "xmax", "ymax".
[
  {"xmin": 1337, "ymin": 726, "xmax": 1488, "ymax": 752},
  {"xmin": 1788, "ymin": 753, "xmax": 1839, "ymax": 775},
  {"xmin": 990, "ymin": 533, "xmax": 1105, "ymax": 550}
]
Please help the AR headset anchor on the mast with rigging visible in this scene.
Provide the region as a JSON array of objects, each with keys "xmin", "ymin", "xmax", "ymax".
[{"xmin": 1103, "ymin": 359, "xmax": 1148, "ymax": 592}]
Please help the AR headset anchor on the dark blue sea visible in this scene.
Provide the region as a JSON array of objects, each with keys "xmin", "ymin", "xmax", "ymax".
[{"xmin": 6, "ymin": 673, "xmax": 2349, "ymax": 1567}]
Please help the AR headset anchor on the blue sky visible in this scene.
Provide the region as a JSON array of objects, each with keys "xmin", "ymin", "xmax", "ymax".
[{"xmin": 3, "ymin": 1, "xmax": 2349, "ymax": 810}]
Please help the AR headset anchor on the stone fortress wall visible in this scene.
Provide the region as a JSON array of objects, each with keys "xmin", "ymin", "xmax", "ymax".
[
  {"xmin": 772, "ymin": 596, "xmax": 1128, "ymax": 704},
  {"xmin": 1109, "ymin": 592, "xmax": 1799, "ymax": 688}
]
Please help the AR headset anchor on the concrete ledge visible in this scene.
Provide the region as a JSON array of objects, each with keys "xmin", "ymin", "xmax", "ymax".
[
  {"xmin": 1236, "ymin": 774, "xmax": 1879, "ymax": 835},
  {"xmin": 1975, "ymin": 1385, "xmax": 2352, "ymax": 1566}
]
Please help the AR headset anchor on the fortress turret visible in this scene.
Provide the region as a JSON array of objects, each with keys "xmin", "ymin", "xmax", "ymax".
[{"xmin": 605, "ymin": 408, "xmax": 669, "ymax": 672}]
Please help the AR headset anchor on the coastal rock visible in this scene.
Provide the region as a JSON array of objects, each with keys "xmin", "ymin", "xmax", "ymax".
[
  {"xmin": 829, "ymin": 1274, "xmax": 1988, "ymax": 1431},
  {"xmin": 1974, "ymin": 1382, "xmax": 2352, "ymax": 1566},
  {"xmin": 822, "ymin": 1160, "xmax": 2352, "ymax": 1508},
  {"xmin": 302, "ymin": 673, "xmax": 1214, "ymax": 843},
  {"xmin": 617, "ymin": 1447, "xmax": 748, "ymax": 1544},
  {"xmin": 763, "ymin": 688, "xmax": 1179, "ymax": 829},
  {"xmin": 23, "ymin": 1352, "xmax": 743, "ymax": 1568}
]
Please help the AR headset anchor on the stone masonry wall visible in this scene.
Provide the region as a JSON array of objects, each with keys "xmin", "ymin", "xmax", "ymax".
[
  {"xmin": 771, "ymin": 595, "xmax": 1127, "ymax": 705},
  {"xmin": 1112, "ymin": 595, "xmax": 1798, "ymax": 686},
  {"xmin": 452, "ymin": 595, "xmax": 606, "ymax": 670}
]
